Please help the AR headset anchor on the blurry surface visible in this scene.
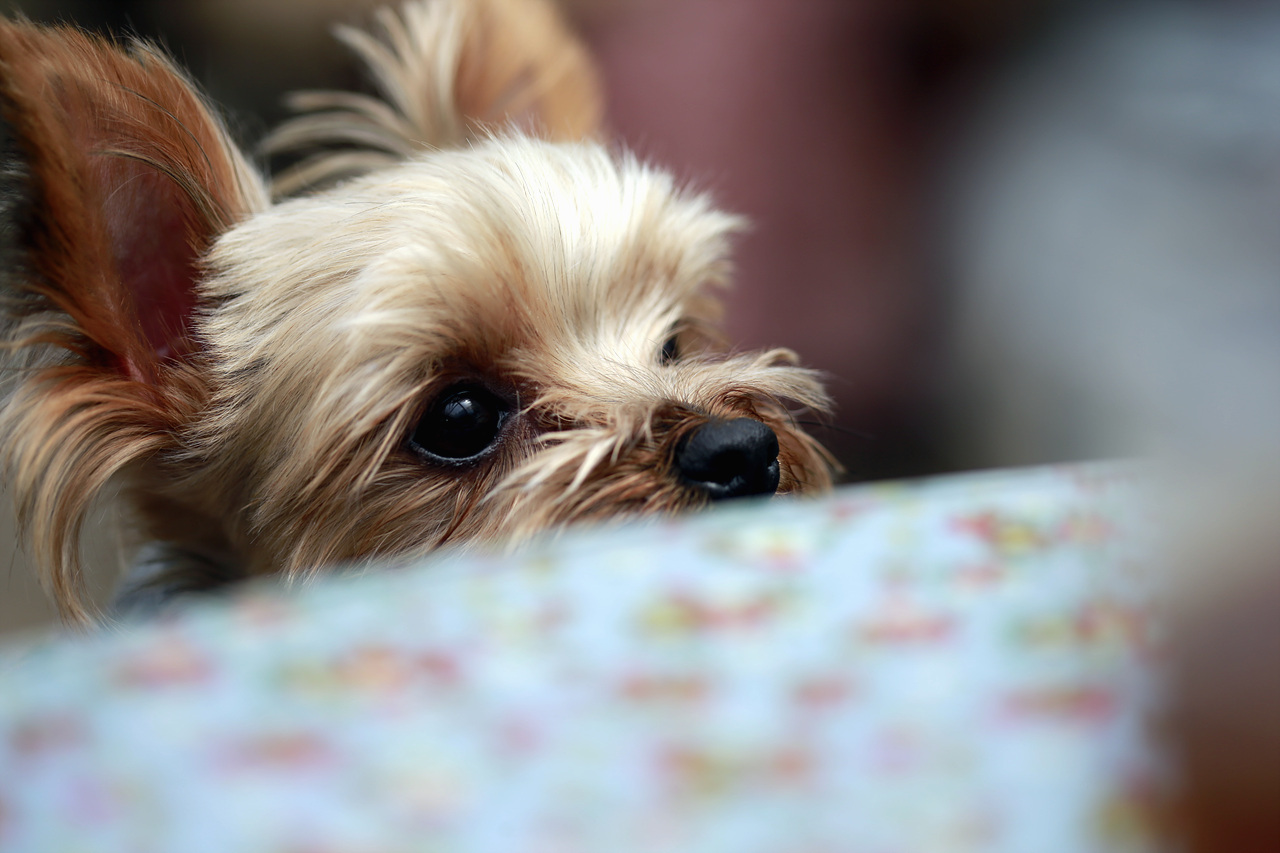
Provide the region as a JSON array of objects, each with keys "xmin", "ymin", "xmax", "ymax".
[{"xmin": 0, "ymin": 465, "xmax": 1166, "ymax": 853}]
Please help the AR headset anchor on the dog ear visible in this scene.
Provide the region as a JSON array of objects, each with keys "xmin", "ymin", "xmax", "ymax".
[
  {"xmin": 267, "ymin": 0, "xmax": 604, "ymax": 195},
  {"xmin": 0, "ymin": 19, "xmax": 265, "ymax": 622}
]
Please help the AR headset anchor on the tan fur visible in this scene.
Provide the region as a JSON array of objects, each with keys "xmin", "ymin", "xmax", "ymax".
[
  {"xmin": 265, "ymin": 0, "xmax": 602, "ymax": 195},
  {"xmin": 0, "ymin": 0, "xmax": 832, "ymax": 625}
]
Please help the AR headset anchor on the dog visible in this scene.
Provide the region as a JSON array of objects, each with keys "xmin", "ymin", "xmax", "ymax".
[{"xmin": 0, "ymin": 0, "xmax": 832, "ymax": 624}]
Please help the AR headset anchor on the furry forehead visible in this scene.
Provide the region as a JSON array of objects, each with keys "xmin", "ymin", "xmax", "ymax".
[{"xmin": 204, "ymin": 136, "xmax": 741, "ymax": 367}]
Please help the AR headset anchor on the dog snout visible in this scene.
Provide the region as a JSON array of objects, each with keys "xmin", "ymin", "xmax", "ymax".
[{"xmin": 675, "ymin": 418, "xmax": 781, "ymax": 501}]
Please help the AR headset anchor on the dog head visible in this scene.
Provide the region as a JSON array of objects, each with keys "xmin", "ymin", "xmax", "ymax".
[{"xmin": 0, "ymin": 0, "xmax": 832, "ymax": 622}]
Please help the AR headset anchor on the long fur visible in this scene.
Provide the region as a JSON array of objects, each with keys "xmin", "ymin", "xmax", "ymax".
[
  {"xmin": 264, "ymin": 0, "xmax": 602, "ymax": 195},
  {"xmin": 0, "ymin": 20, "xmax": 267, "ymax": 621},
  {"xmin": 0, "ymin": 0, "xmax": 832, "ymax": 624}
]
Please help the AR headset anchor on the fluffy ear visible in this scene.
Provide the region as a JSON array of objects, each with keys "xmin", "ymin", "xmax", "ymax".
[
  {"xmin": 266, "ymin": 0, "xmax": 604, "ymax": 195},
  {"xmin": 0, "ymin": 18, "xmax": 266, "ymax": 622}
]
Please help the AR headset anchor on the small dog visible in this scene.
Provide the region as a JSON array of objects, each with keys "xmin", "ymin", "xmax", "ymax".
[{"xmin": 0, "ymin": 0, "xmax": 831, "ymax": 623}]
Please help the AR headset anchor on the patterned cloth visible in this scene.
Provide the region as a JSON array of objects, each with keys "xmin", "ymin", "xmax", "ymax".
[{"xmin": 0, "ymin": 465, "xmax": 1166, "ymax": 853}]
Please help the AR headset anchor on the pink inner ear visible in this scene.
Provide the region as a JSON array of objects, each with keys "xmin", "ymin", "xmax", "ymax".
[{"xmin": 97, "ymin": 159, "xmax": 200, "ymax": 373}]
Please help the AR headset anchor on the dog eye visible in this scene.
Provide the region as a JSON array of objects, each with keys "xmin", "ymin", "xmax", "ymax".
[
  {"xmin": 410, "ymin": 384, "xmax": 508, "ymax": 463},
  {"xmin": 660, "ymin": 333, "xmax": 680, "ymax": 365}
]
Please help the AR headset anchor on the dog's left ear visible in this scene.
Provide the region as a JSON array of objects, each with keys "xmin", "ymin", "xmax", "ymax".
[
  {"xmin": 0, "ymin": 19, "xmax": 265, "ymax": 621},
  {"xmin": 0, "ymin": 19, "xmax": 265, "ymax": 381},
  {"xmin": 267, "ymin": 0, "xmax": 604, "ymax": 194}
]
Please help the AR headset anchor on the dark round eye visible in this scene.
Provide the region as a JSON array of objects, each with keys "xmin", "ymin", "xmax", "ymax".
[
  {"xmin": 660, "ymin": 333, "xmax": 680, "ymax": 365},
  {"xmin": 409, "ymin": 384, "xmax": 508, "ymax": 463}
]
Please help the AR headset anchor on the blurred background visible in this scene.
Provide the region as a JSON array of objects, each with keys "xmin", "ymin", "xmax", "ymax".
[{"xmin": 5, "ymin": 0, "xmax": 1280, "ymax": 634}]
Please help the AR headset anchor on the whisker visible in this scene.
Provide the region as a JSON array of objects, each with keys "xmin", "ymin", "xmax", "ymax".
[{"xmin": 795, "ymin": 421, "xmax": 876, "ymax": 441}]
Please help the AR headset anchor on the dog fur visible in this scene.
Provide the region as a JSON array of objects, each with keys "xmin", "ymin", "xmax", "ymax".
[{"xmin": 0, "ymin": 0, "xmax": 831, "ymax": 624}]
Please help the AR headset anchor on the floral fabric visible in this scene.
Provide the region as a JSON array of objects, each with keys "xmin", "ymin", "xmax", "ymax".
[{"xmin": 0, "ymin": 465, "xmax": 1164, "ymax": 853}]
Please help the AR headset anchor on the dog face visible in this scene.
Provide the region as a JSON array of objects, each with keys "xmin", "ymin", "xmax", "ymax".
[
  {"xmin": 196, "ymin": 139, "xmax": 831, "ymax": 574},
  {"xmin": 0, "ymin": 0, "xmax": 831, "ymax": 622}
]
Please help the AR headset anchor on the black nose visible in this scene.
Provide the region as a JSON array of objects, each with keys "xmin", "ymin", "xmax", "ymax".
[{"xmin": 676, "ymin": 418, "xmax": 781, "ymax": 501}]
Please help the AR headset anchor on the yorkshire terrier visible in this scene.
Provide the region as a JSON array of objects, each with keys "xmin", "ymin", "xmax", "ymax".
[{"xmin": 0, "ymin": 0, "xmax": 831, "ymax": 624}]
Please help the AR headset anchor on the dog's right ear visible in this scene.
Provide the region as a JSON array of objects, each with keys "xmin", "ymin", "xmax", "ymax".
[
  {"xmin": 0, "ymin": 19, "xmax": 266, "ymax": 622},
  {"xmin": 267, "ymin": 0, "xmax": 604, "ymax": 195}
]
